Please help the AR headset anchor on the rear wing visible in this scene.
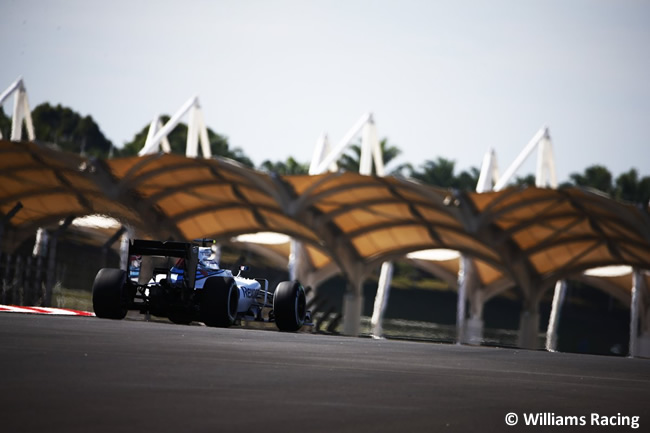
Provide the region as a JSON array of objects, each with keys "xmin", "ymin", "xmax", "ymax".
[{"xmin": 128, "ymin": 239, "xmax": 199, "ymax": 288}]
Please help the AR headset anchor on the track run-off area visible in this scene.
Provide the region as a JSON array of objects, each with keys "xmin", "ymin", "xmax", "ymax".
[{"xmin": 0, "ymin": 313, "xmax": 648, "ymax": 432}]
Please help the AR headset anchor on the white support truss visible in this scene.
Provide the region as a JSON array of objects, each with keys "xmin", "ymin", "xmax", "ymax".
[
  {"xmin": 475, "ymin": 149, "xmax": 499, "ymax": 193},
  {"xmin": 464, "ymin": 126, "xmax": 558, "ymax": 347},
  {"xmin": 138, "ymin": 95, "xmax": 211, "ymax": 158},
  {"xmin": 310, "ymin": 112, "xmax": 383, "ymax": 175},
  {"xmin": 306, "ymin": 112, "xmax": 390, "ymax": 337},
  {"xmin": 0, "ymin": 77, "xmax": 36, "ymax": 141},
  {"xmin": 490, "ymin": 126, "xmax": 557, "ymax": 191}
]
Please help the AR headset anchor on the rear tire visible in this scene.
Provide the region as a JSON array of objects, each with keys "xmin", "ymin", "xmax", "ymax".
[
  {"xmin": 92, "ymin": 268, "xmax": 129, "ymax": 319},
  {"xmin": 201, "ymin": 277, "xmax": 239, "ymax": 327},
  {"xmin": 273, "ymin": 281, "xmax": 306, "ymax": 332}
]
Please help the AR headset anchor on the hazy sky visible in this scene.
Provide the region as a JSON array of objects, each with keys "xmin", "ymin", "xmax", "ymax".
[{"xmin": 1, "ymin": 0, "xmax": 648, "ymax": 182}]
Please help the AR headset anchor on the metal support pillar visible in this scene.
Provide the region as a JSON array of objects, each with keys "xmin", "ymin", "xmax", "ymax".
[
  {"xmin": 465, "ymin": 316, "xmax": 484, "ymax": 345},
  {"xmin": 466, "ymin": 289, "xmax": 485, "ymax": 345},
  {"xmin": 457, "ymin": 256, "xmax": 478, "ymax": 344},
  {"xmin": 545, "ymin": 279, "xmax": 567, "ymax": 352},
  {"xmin": 518, "ymin": 304, "xmax": 540, "ymax": 350},
  {"xmin": 456, "ymin": 273, "xmax": 467, "ymax": 344},
  {"xmin": 370, "ymin": 261, "xmax": 393, "ymax": 338},
  {"xmin": 289, "ymin": 239, "xmax": 320, "ymax": 307},
  {"xmin": 342, "ymin": 279, "xmax": 364, "ymax": 336}
]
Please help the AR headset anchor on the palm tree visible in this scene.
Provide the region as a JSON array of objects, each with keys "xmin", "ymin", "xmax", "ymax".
[
  {"xmin": 409, "ymin": 157, "xmax": 457, "ymax": 188},
  {"xmin": 259, "ymin": 157, "xmax": 309, "ymax": 175},
  {"xmin": 337, "ymin": 138, "xmax": 403, "ymax": 175},
  {"xmin": 407, "ymin": 157, "xmax": 480, "ymax": 190}
]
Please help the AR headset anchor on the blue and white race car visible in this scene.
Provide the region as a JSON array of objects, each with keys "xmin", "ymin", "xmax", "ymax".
[{"xmin": 92, "ymin": 239, "xmax": 309, "ymax": 331}]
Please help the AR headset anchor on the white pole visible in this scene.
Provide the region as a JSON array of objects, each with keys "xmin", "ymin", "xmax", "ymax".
[
  {"xmin": 186, "ymin": 104, "xmax": 199, "ymax": 158},
  {"xmin": 456, "ymin": 256, "xmax": 471, "ymax": 344},
  {"xmin": 371, "ymin": 134, "xmax": 385, "ymax": 177},
  {"xmin": 535, "ymin": 134, "xmax": 547, "ymax": 187},
  {"xmin": 544, "ymin": 133, "xmax": 558, "ymax": 188},
  {"xmin": 371, "ymin": 261, "xmax": 394, "ymax": 338},
  {"xmin": 358, "ymin": 116, "xmax": 394, "ymax": 339},
  {"xmin": 144, "ymin": 117, "xmax": 161, "ymax": 151},
  {"xmin": 309, "ymin": 133, "xmax": 328, "ymax": 174},
  {"xmin": 535, "ymin": 129, "xmax": 557, "ymax": 188},
  {"xmin": 197, "ymin": 108, "xmax": 212, "ymax": 158},
  {"xmin": 630, "ymin": 270, "xmax": 641, "ymax": 357},
  {"xmin": 359, "ymin": 120, "xmax": 374, "ymax": 175},
  {"xmin": 20, "ymin": 89, "xmax": 35, "ymax": 141},
  {"xmin": 10, "ymin": 86, "xmax": 25, "ymax": 141},
  {"xmin": 545, "ymin": 279, "xmax": 567, "ymax": 352},
  {"xmin": 476, "ymin": 149, "xmax": 499, "ymax": 193}
]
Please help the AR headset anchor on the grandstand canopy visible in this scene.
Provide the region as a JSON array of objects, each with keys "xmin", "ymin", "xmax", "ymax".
[{"xmin": 1, "ymin": 139, "xmax": 649, "ymax": 291}]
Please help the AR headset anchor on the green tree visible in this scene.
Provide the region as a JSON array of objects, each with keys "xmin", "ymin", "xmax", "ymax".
[
  {"xmin": 514, "ymin": 174, "xmax": 536, "ymax": 187},
  {"xmin": 119, "ymin": 116, "xmax": 253, "ymax": 167},
  {"xmin": 614, "ymin": 168, "xmax": 650, "ymax": 204},
  {"xmin": 31, "ymin": 103, "xmax": 113, "ymax": 157},
  {"xmin": 569, "ymin": 165, "xmax": 614, "ymax": 195},
  {"xmin": 0, "ymin": 106, "xmax": 11, "ymax": 138},
  {"xmin": 259, "ymin": 157, "xmax": 309, "ymax": 175}
]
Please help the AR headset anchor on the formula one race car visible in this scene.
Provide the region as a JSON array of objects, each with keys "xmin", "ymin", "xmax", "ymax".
[{"xmin": 91, "ymin": 239, "xmax": 309, "ymax": 331}]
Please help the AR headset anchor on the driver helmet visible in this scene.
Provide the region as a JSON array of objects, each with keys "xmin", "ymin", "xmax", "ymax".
[{"xmin": 198, "ymin": 247, "xmax": 220, "ymax": 270}]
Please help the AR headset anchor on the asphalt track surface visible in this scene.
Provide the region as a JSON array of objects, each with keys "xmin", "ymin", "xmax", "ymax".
[{"xmin": 1, "ymin": 314, "xmax": 649, "ymax": 433}]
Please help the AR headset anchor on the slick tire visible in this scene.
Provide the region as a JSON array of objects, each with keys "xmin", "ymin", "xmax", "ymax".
[
  {"xmin": 273, "ymin": 281, "xmax": 306, "ymax": 332},
  {"xmin": 201, "ymin": 277, "xmax": 238, "ymax": 327},
  {"xmin": 92, "ymin": 268, "xmax": 129, "ymax": 320}
]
